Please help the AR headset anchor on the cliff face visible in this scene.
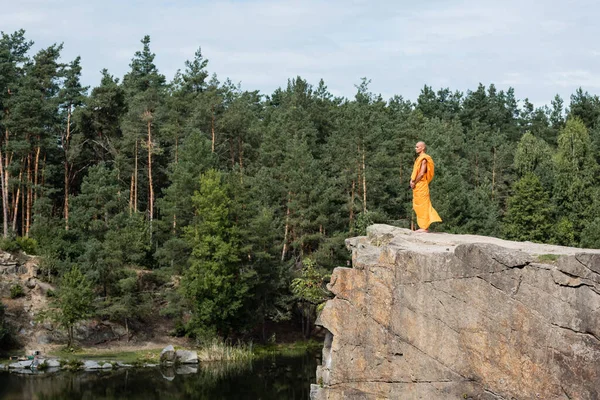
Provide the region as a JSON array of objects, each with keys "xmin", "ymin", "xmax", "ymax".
[{"xmin": 311, "ymin": 225, "xmax": 600, "ymax": 400}]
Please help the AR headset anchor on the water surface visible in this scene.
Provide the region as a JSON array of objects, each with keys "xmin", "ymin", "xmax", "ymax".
[{"xmin": 0, "ymin": 351, "xmax": 319, "ymax": 400}]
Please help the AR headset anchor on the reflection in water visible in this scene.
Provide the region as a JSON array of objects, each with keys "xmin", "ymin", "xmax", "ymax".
[{"xmin": 0, "ymin": 351, "xmax": 319, "ymax": 400}]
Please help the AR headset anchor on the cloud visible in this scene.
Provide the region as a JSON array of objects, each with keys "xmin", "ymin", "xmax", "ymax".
[{"xmin": 1, "ymin": 0, "xmax": 599, "ymax": 105}]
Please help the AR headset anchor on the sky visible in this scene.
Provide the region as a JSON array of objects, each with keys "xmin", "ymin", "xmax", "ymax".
[{"xmin": 2, "ymin": 0, "xmax": 600, "ymax": 106}]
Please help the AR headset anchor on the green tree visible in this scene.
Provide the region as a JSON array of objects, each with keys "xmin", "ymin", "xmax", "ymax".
[
  {"xmin": 514, "ymin": 131, "xmax": 554, "ymax": 190},
  {"xmin": 121, "ymin": 35, "xmax": 166, "ymax": 232},
  {"xmin": 503, "ymin": 174, "xmax": 553, "ymax": 242},
  {"xmin": 290, "ymin": 258, "xmax": 330, "ymax": 338},
  {"xmin": 58, "ymin": 56, "xmax": 88, "ymax": 230},
  {"xmin": 553, "ymin": 117, "xmax": 599, "ymax": 244},
  {"xmin": 49, "ymin": 265, "xmax": 94, "ymax": 347},
  {"xmin": 181, "ymin": 169, "xmax": 252, "ymax": 339}
]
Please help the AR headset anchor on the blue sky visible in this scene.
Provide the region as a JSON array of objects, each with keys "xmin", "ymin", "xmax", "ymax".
[{"xmin": 2, "ymin": 0, "xmax": 600, "ymax": 106}]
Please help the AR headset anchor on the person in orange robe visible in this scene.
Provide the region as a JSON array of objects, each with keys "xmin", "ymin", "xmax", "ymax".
[{"xmin": 410, "ymin": 141, "xmax": 441, "ymax": 232}]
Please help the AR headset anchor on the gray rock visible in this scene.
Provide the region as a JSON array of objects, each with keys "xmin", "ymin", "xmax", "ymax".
[
  {"xmin": 45, "ymin": 359, "xmax": 60, "ymax": 368},
  {"xmin": 160, "ymin": 345, "xmax": 176, "ymax": 363},
  {"xmin": 25, "ymin": 278, "xmax": 37, "ymax": 289},
  {"xmin": 175, "ymin": 349, "xmax": 198, "ymax": 364},
  {"xmin": 101, "ymin": 363, "xmax": 113, "ymax": 369},
  {"xmin": 116, "ymin": 362, "xmax": 133, "ymax": 368},
  {"xmin": 9, "ymin": 360, "xmax": 33, "ymax": 369},
  {"xmin": 83, "ymin": 360, "xmax": 101, "ymax": 370},
  {"xmin": 36, "ymin": 334, "xmax": 51, "ymax": 345},
  {"xmin": 314, "ymin": 224, "xmax": 600, "ymax": 400}
]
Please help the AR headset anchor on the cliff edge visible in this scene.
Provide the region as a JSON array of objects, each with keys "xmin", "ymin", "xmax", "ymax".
[{"xmin": 311, "ymin": 224, "xmax": 600, "ymax": 400}]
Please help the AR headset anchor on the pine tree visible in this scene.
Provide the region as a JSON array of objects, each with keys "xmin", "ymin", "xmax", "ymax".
[
  {"xmin": 553, "ymin": 117, "xmax": 599, "ymax": 244},
  {"xmin": 181, "ymin": 169, "xmax": 251, "ymax": 339},
  {"xmin": 503, "ymin": 173, "xmax": 553, "ymax": 242},
  {"xmin": 121, "ymin": 36, "xmax": 166, "ymax": 232},
  {"xmin": 58, "ymin": 56, "xmax": 88, "ymax": 230}
]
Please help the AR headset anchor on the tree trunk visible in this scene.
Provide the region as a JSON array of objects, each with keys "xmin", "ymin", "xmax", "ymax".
[
  {"xmin": 491, "ymin": 146, "xmax": 496, "ymax": 200},
  {"xmin": 147, "ymin": 118, "xmax": 154, "ymax": 235},
  {"xmin": 34, "ymin": 145, "xmax": 40, "ymax": 200},
  {"xmin": 134, "ymin": 139, "xmax": 138, "ymax": 213},
  {"xmin": 281, "ymin": 191, "xmax": 291, "ymax": 262},
  {"xmin": 129, "ymin": 173, "xmax": 134, "ymax": 215},
  {"xmin": 211, "ymin": 104, "xmax": 215, "ymax": 153},
  {"xmin": 0, "ymin": 146, "xmax": 8, "ymax": 238},
  {"xmin": 356, "ymin": 144, "xmax": 362, "ymax": 204},
  {"xmin": 64, "ymin": 104, "xmax": 72, "ymax": 230},
  {"xmin": 12, "ymin": 168, "xmax": 22, "ymax": 234},
  {"xmin": 349, "ymin": 179, "xmax": 355, "ymax": 230},
  {"xmin": 26, "ymin": 154, "xmax": 32, "ymax": 237},
  {"xmin": 362, "ymin": 145, "xmax": 367, "ymax": 213},
  {"xmin": 20, "ymin": 181, "xmax": 25, "ymax": 235}
]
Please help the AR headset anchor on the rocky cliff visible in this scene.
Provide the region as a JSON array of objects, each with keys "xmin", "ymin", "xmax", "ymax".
[{"xmin": 311, "ymin": 225, "xmax": 600, "ymax": 400}]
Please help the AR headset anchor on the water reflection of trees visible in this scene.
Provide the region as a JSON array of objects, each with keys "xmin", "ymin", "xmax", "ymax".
[{"xmin": 0, "ymin": 351, "xmax": 319, "ymax": 400}]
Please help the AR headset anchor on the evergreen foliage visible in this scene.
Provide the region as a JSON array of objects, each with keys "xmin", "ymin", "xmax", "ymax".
[
  {"xmin": 1, "ymin": 30, "xmax": 600, "ymax": 341},
  {"xmin": 48, "ymin": 266, "xmax": 94, "ymax": 347}
]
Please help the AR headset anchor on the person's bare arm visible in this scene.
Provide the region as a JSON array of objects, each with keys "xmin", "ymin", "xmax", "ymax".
[{"xmin": 410, "ymin": 159, "xmax": 428, "ymax": 188}]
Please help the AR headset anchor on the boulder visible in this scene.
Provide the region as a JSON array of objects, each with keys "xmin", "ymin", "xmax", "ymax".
[
  {"xmin": 312, "ymin": 224, "xmax": 600, "ymax": 400},
  {"xmin": 101, "ymin": 363, "xmax": 113, "ymax": 369},
  {"xmin": 116, "ymin": 361, "xmax": 133, "ymax": 368},
  {"xmin": 83, "ymin": 360, "xmax": 101, "ymax": 370},
  {"xmin": 160, "ymin": 345, "xmax": 176, "ymax": 364},
  {"xmin": 175, "ymin": 349, "xmax": 198, "ymax": 364},
  {"xmin": 9, "ymin": 360, "xmax": 33, "ymax": 369},
  {"xmin": 45, "ymin": 359, "xmax": 60, "ymax": 368},
  {"xmin": 25, "ymin": 278, "xmax": 37, "ymax": 289}
]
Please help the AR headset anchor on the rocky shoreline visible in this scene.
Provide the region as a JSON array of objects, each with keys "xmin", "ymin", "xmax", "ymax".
[{"xmin": 0, "ymin": 345, "xmax": 199, "ymax": 375}]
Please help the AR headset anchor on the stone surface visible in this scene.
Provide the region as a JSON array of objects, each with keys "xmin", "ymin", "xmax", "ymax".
[
  {"xmin": 312, "ymin": 224, "xmax": 600, "ymax": 400},
  {"xmin": 9, "ymin": 360, "xmax": 33, "ymax": 369},
  {"xmin": 83, "ymin": 360, "xmax": 101, "ymax": 370},
  {"xmin": 45, "ymin": 359, "xmax": 60, "ymax": 368},
  {"xmin": 175, "ymin": 349, "xmax": 199, "ymax": 364},
  {"xmin": 160, "ymin": 345, "xmax": 176, "ymax": 363}
]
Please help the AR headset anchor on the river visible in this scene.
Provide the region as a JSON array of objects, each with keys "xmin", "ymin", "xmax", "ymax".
[{"xmin": 0, "ymin": 350, "xmax": 319, "ymax": 400}]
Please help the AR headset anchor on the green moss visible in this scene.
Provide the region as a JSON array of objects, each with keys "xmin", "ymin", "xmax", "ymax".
[{"xmin": 537, "ymin": 254, "xmax": 560, "ymax": 263}]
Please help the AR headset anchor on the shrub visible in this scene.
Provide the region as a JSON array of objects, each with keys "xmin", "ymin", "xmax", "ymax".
[
  {"xmin": 15, "ymin": 237, "xmax": 37, "ymax": 254},
  {"xmin": 10, "ymin": 285, "xmax": 24, "ymax": 299},
  {"xmin": 0, "ymin": 237, "xmax": 20, "ymax": 253}
]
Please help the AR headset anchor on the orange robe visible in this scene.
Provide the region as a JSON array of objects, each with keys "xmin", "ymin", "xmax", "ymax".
[{"xmin": 411, "ymin": 153, "xmax": 442, "ymax": 229}]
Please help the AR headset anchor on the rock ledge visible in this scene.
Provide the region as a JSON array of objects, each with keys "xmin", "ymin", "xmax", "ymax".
[{"xmin": 311, "ymin": 225, "xmax": 600, "ymax": 400}]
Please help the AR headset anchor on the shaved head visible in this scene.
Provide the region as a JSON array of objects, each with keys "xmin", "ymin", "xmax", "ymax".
[{"xmin": 415, "ymin": 141, "xmax": 427, "ymax": 154}]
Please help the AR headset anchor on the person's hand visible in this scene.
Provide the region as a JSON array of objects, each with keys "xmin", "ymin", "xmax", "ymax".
[{"xmin": 410, "ymin": 180, "xmax": 415, "ymax": 189}]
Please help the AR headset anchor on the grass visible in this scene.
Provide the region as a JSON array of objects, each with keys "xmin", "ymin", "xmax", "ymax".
[
  {"xmin": 537, "ymin": 254, "xmax": 560, "ymax": 263},
  {"xmin": 43, "ymin": 338, "xmax": 323, "ymax": 367},
  {"xmin": 51, "ymin": 348, "xmax": 161, "ymax": 365},
  {"xmin": 253, "ymin": 339, "xmax": 322, "ymax": 358},
  {"xmin": 197, "ymin": 339, "xmax": 254, "ymax": 362}
]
